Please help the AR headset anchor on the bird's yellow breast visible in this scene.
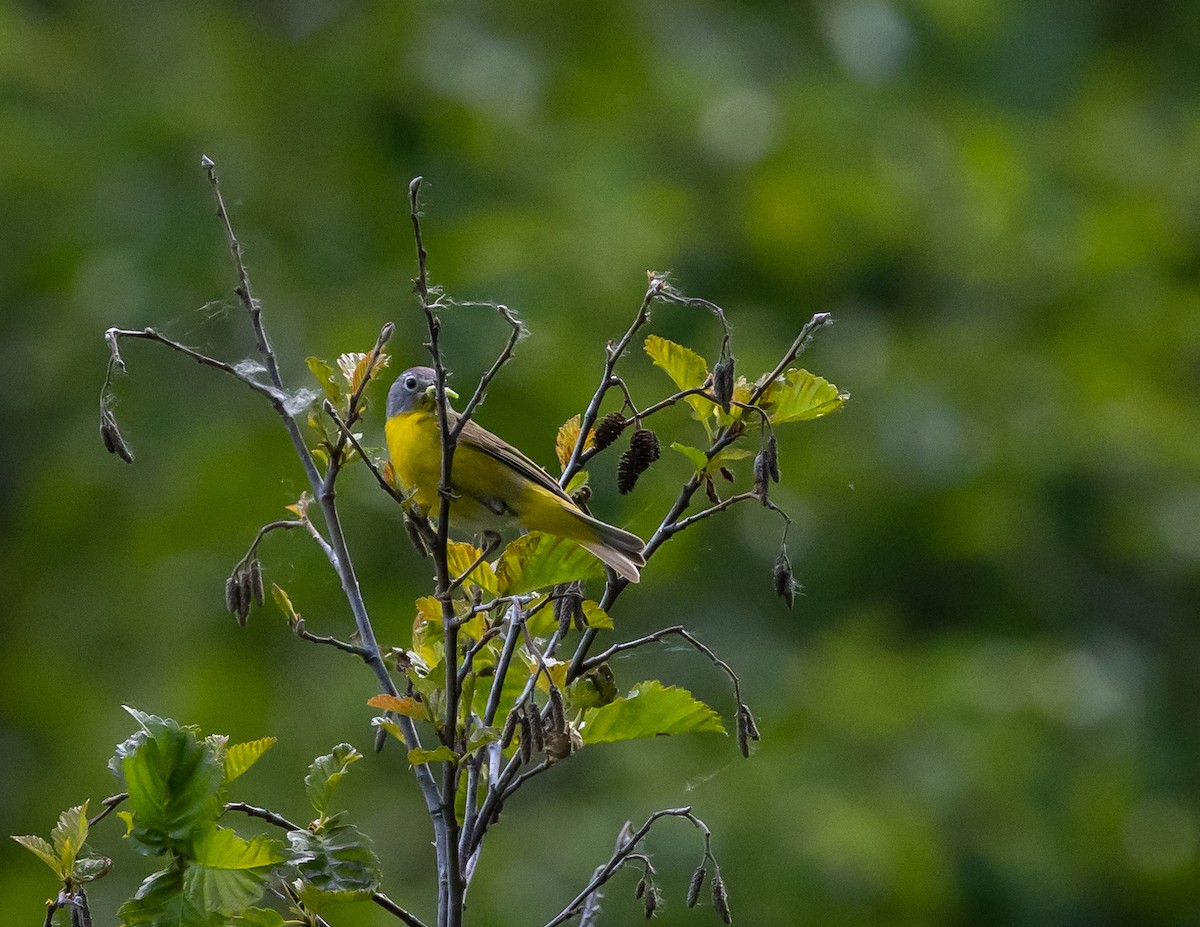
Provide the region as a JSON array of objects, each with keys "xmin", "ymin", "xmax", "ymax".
[{"xmin": 385, "ymin": 411, "xmax": 444, "ymax": 512}]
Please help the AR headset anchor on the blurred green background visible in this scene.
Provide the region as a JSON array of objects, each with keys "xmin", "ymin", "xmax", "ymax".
[{"xmin": 3, "ymin": 1, "xmax": 1200, "ymax": 924}]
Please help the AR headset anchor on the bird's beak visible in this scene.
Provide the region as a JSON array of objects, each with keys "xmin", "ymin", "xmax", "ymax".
[{"xmin": 424, "ymin": 384, "xmax": 460, "ymax": 401}]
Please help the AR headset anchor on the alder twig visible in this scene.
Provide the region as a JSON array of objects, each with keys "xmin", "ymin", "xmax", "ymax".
[
  {"xmin": 87, "ymin": 792, "xmax": 128, "ymax": 827},
  {"xmin": 542, "ymin": 807, "xmax": 714, "ymax": 927}
]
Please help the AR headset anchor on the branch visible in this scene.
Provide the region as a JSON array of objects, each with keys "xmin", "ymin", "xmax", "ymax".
[
  {"xmin": 748, "ymin": 311, "xmax": 833, "ymax": 405},
  {"xmin": 87, "ymin": 792, "xmax": 127, "ymax": 827},
  {"xmin": 542, "ymin": 807, "xmax": 709, "ymax": 927}
]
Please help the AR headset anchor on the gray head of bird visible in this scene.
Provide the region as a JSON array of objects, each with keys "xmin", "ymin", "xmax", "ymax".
[{"xmin": 386, "ymin": 367, "xmax": 460, "ymax": 418}]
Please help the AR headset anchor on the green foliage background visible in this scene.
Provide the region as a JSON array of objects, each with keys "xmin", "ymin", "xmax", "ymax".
[{"xmin": 3, "ymin": 1, "xmax": 1200, "ymax": 924}]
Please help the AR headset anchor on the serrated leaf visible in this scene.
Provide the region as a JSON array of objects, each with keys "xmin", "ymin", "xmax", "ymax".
[
  {"xmin": 760, "ymin": 368, "xmax": 847, "ymax": 424},
  {"xmin": 306, "ymin": 357, "xmax": 341, "ymax": 405},
  {"xmin": 12, "ymin": 834, "xmax": 61, "ymax": 876},
  {"xmin": 305, "ymin": 744, "xmax": 362, "ymax": 820},
  {"xmin": 119, "ymin": 866, "xmax": 221, "ymax": 927},
  {"xmin": 289, "ymin": 823, "xmax": 381, "ymax": 909},
  {"xmin": 645, "ymin": 335, "xmax": 712, "ymax": 424},
  {"xmin": 224, "ymin": 738, "xmax": 277, "ymax": 784},
  {"xmin": 51, "ymin": 802, "xmax": 89, "ymax": 869},
  {"xmin": 367, "ymin": 694, "xmax": 427, "ymax": 720},
  {"xmin": 580, "ymin": 681, "xmax": 726, "ymax": 745},
  {"xmin": 670, "ymin": 442, "xmax": 709, "ymax": 473},
  {"xmin": 447, "ymin": 541, "xmax": 499, "ymax": 594},
  {"xmin": 407, "ymin": 746, "xmax": 457, "ymax": 766},
  {"xmin": 564, "ymin": 470, "xmax": 590, "ymax": 493},
  {"xmin": 582, "ymin": 601, "xmax": 614, "ymax": 630},
  {"xmin": 556, "ymin": 414, "xmax": 593, "ymax": 471},
  {"xmin": 496, "ymin": 532, "xmax": 605, "ymax": 595},
  {"xmin": 113, "ymin": 710, "xmax": 225, "ymax": 856},
  {"xmin": 185, "ymin": 825, "xmax": 285, "ymax": 915}
]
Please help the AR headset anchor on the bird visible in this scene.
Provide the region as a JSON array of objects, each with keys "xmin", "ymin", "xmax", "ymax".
[{"xmin": 385, "ymin": 366, "xmax": 645, "ymax": 583}]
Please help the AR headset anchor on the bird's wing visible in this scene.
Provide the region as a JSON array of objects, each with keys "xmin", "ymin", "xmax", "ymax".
[{"xmin": 455, "ymin": 416, "xmax": 575, "ymax": 503}]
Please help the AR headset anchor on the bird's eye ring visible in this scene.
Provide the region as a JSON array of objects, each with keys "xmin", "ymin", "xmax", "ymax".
[{"xmin": 405, "ymin": 376, "xmax": 418, "ymax": 390}]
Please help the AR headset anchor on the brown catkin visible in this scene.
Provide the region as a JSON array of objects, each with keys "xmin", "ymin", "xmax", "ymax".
[
  {"xmin": 713, "ymin": 355, "xmax": 735, "ymax": 413},
  {"xmin": 712, "ymin": 873, "xmax": 732, "ymax": 924},
  {"xmin": 773, "ymin": 550, "xmax": 795, "ymax": 609},
  {"xmin": 617, "ymin": 429, "xmax": 661, "ymax": 494},
  {"xmin": 687, "ymin": 866, "xmax": 706, "ymax": 908},
  {"xmin": 592, "ymin": 411, "xmax": 628, "ymax": 451}
]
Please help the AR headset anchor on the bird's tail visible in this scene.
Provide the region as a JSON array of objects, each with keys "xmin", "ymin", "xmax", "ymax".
[{"xmin": 576, "ymin": 515, "xmax": 646, "ymax": 584}]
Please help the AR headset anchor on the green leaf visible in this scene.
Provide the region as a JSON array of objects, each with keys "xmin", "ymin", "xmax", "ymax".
[
  {"xmin": 645, "ymin": 335, "xmax": 712, "ymax": 424},
  {"xmin": 447, "ymin": 541, "xmax": 499, "ymax": 594},
  {"xmin": 760, "ymin": 368, "xmax": 847, "ymax": 424},
  {"xmin": 582, "ymin": 601, "xmax": 614, "ymax": 629},
  {"xmin": 496, "ymin": 532, "xmax": 606, "ymax": 595},
  {"xmin": 185, "ymin": 825, "xmax": 285, "ymax": 916},
  {"xmin": 118, "ymin": 866, "xmax": 222, "ymax": 927},
  {"xmin": 670, "ymin": 442, "xmax": 709, "ymax": 473},
  {"xmin": 12, "ymin": 834, "xmax": 61, "ymax": 877},
  {"xmin": 465, "ymin": 726, "xmax": 500, "ymax": 755},
  {"xmin": 51, "ymin": 802, "xmax": 89, "ymax": 871},
  {"xmin": 305, "ymin": 744, "xmax": 362, "ymax": 821},
  {"xmin": 407, "ymin": 745, "xmax": 457, "ymax": 766},
  {"xmin": 271, "ymin": 584, "xmax": 299, "ymax": 625},
  {"xmin": 289, "ymin": 823, "xmax": 381, "ymax": 908},
  {"xmin": 224, "ymin": 738, "xmax": 277, "ymax": 784},
  {"xmin": 306, "ymin": 356, "xmax": 341, "ymax": 405},
  {"xmin": 113, "ymin": 709, "xmax": 225, "ymax": 856},
  {"xmin": 232, "ymin": 908, "xmax": 288, "ymax": 927},
  {"xmin": 564, "ymin": 470, "xmax": 590, "ymax": 494},
  {"xmin": 580, "ymin": 681, "xmax": 726, "ymax": 745}
]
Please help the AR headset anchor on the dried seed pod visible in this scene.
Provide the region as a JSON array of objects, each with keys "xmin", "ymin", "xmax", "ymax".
[
  {"xmin": 643, "ymin": 880, "xmax": 657, "ymax": 919},
  {"xmin": 773, "ymin": 549, "xmax": 796, "ymax": 609},
  {"xmin": 549, "ymin": 686, "xmax": 566, "ymax": 732},
  {"xmin": 635, "ymin": 877, "xmax": 646, "ymax": 900},
  {"xmin": 238, "ymin": 570, "xmax": 254, "ymax": 624},
  {"xmin": 224, "ymin": 575, "xmax": 242, "ymax": 618},
  {"xmin": 617, "ymin": 429, "xmax": 661, "ymax": 495},
  {"xmin": 736, "ymin": 709, "xmax": 750, "ymax": 758},
  {"xmin": 592, "ymin": 411, "xmax": 628, "ymax": 451},
  {"xmin": 554, "ymin": 582, "xmax": 585, "ymax": 635},
  {"xmin": 249, "ymin": 559, "xmax": 265, "ymax": 607},
  {"xmin": 500, "ymin": 708, "xmax": 519, "ymax": 749},
  {"xmin": 528, "ymin": 705, "xmax": 544, "ymax": 753},
  {"xmin": 741, "ymin": 703, "xmax": 761, "ymax": 741},
  {"xmin": 764, "ymin": 434, "xmax": 780, "ymax": 483},
  {"xmin": 712, "ymin": 873, "xmax": 731, "ymax": 924},
  {"xmin": 99, "ymin": 409, "xmax": 134, "ymax": 464},
  {"xmin": 712, "ymin": 355, "xmax": 735, "ymax": 413},
  {"xmin": 374, "ymin": 725, "xmax": 388, "ymax": 754},
  {"xmin": 719, "ymin": 466, "xmax": 735, "ymax": 483},
  {"xmin": 705, "ymin": 476, "xmax": 720, "ymax": 505},
  {"xmin": 518, "ymin": 711, "xmax": 533, "ymax": 764},
  {"xmin": 687, "ymin": 866, "xmax": 707, "ymax": 908}
]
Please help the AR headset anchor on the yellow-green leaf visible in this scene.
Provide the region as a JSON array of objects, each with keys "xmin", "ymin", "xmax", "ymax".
[
  {"xmin": 12, "ymin": 834, "xmax": 61, "ymax": 876},
  {"xmin": 306, "ymin": 356, "xmax": 341, "ymax": 404},
  {"xmin": 224, "ymin": 738, "xmax": 277, "ymax": 783},
  {"xmin": 645, "ymin": 335, "xmax": 712, "ymax": 424},
  {"xmin": 670, "ymin": 442, "xmax": 709, "ymax": 473},
  {"xmin": 371, "ymin": 716, "xmax": 406, "ymax": 745},
  {"xmin": 271, "ymin": 583, "xmax": 299, "ymax": 624},
  {"xmin": 580, "ymin": 681, "xmax": 726, "ymax": 744},
  {"xmin": 496, "ymin": 532, "xmax": 605, "ymax": 595},
  {"xmin": 582, "ymin": 601, "xmax": 613, "ymax": 629},
  {"xmin": 447, "ymin": 541, "xmax": 499, "ymax": 594},
  {"xmin": 760, "ymin": 368, "xmax": 847, "ymax": 424},
  {"xmin": 408, "ymin": 746, "xmax": 457, "ymax": 766},
  {"xmin": 556, "ymin": 414, "xmax": 593, "ymax": 472}
]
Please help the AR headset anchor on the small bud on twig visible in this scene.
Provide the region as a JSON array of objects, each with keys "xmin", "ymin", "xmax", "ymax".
[{"xmin": 592, "ymin": 411, "xmax": 628, "ymax": 451}]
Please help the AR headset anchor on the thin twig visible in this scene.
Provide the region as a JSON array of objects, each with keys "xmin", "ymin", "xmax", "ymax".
[
  {"xmin": 87, "ymin": 793, "xmax": 127, "ymax": 827},
  {"xmin": 542, "ymin": 807, "xmax": 706, "ymax": 927}
]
